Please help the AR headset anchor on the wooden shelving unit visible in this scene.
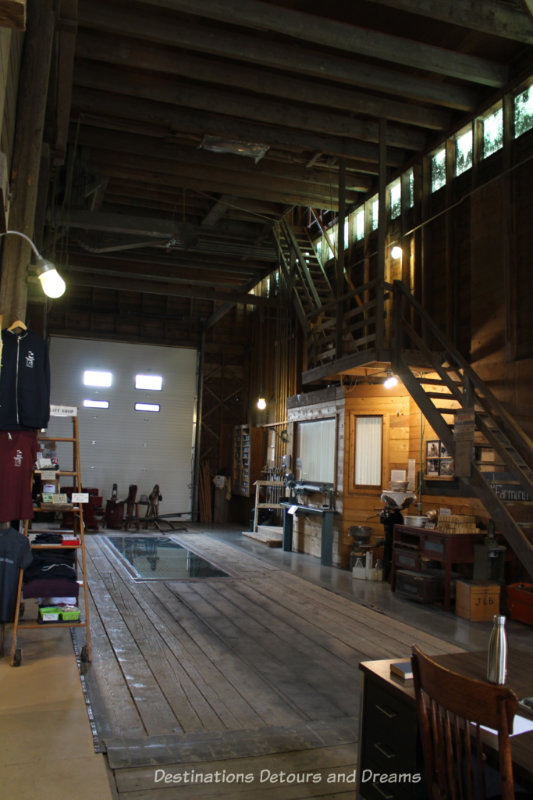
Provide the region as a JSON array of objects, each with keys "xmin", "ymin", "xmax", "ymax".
[
  {"xmin": 231, "ymin": 424, "xmax": 266, "ymax": 497},
  {"xmin": 9, "ymin": 410, "xmax": 91, "ymax": 666}
]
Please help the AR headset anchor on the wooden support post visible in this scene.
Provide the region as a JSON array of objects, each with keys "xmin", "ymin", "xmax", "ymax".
[
  {"xmin": 0, "ymin": 0, "xmax": 57, "ymax": 324},
  {"xmin": 376, "ymin": 119, "xmax": 387, "ymax": 352},
  {"xmin": 335, "ymin": 159, "xmax": 346, "ymax": 359}
]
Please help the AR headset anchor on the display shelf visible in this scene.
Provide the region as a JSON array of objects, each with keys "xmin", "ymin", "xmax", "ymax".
[
  {"xmin": 231, "ymin": 424, "xmax": 266, "ymax": 497},
  {"xmin": 9, "ymin": 411, "xmax": 92, "ymax": 667}
]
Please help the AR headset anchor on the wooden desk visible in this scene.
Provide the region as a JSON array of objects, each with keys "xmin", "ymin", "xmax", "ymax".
[
  {"xmin": 358, "ymin": 650, "xmax": 533, "ymax": 799},
  {"xmin": 391, "ymin": 525, "xmax": 486, "ymax": 611}
]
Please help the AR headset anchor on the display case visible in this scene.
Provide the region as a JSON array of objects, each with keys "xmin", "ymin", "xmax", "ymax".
[{"xmin": 232, "ymin": 425, "xmax": 265, "ymax": 497}]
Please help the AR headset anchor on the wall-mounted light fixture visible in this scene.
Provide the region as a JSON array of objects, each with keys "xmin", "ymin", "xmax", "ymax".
[
  {"xmin": 384, "ymin": 371, "xmax": 399, "ymax": 389},
  {"xmin": 256, "ymin": 396, "xmax": 267, "ymax": 410},
  {"xmin": 0, "ymin": 230, "xmax": 66, "ymax": 298},
  {"xmin": 391, "ymin": 245, "xmax": 403, "ymax": 259}
]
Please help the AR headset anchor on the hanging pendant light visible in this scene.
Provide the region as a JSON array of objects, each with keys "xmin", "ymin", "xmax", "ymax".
[{"xmin": 1, "ymin": 230, "xmax": 66, "ymax": 298}]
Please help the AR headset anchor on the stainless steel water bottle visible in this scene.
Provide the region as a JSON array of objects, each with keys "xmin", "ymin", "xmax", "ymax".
[{"xmin": 487, "ymin": 614, "xmax": 507, "ymax": 684}]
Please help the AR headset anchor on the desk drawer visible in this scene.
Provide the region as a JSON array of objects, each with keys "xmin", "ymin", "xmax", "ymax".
[
  {"xmin": 363, "ymin": 679, "xmax": 419, "ymax": 767},
  {"xmin": 393, "ymin": 547, "xmax": 420, "ymax": 571}
]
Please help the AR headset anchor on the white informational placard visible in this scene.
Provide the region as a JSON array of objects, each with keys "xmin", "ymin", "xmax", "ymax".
[
  {"xmin": 72, "ymin": 493, "xmax": 89, "ymax": 503},
  {"xmin": 50, "ymin": 404, "xmax": 78, "ymax": 417}
]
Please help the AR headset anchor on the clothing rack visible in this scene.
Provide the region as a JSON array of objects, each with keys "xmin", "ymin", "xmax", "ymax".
[{"xmin": 9, "ymin": 409, "xmax": 91, "ymax": 666}]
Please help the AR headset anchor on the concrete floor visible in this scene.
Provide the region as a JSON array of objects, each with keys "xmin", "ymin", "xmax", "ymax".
[
  {"xmin": 212, "ymin": 525, "xmax": 533, "ymax": 655},
  {"xmin": 1, "ymin": 523, "xmax": 531, "ymax": 800}
]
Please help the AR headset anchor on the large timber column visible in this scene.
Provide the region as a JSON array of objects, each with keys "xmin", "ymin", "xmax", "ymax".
[{"xmin": 0, "ymin": 0, "xmax": 56, "ymax": 323}]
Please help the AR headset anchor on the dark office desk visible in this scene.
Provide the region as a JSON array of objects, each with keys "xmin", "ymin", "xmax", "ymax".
[{"xmin": 358, "ymin": 650, "xmax": 533, "ymax": 799}]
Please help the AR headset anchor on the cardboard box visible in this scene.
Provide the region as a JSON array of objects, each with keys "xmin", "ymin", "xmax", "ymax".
[{"xmin": 455, "ymin": 580, "xmax": 500, "ymax": 621}]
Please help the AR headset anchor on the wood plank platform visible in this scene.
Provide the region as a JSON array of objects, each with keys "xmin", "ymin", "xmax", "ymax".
[
  {"xmin": 242, "ymin": 525, "xmax": 284, "ymax": 547},
  {"xmin": 80, "ymin": 530, "xmax": 461, "ymax": 798}
]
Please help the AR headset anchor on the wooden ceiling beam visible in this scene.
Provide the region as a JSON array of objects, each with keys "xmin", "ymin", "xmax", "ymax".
[
  {"xmin": 55, "ymin": 269, "xmax": 279, "ymax": 306},
  {"xmin": 78, "ymin": 2, "xmax": 477, "ymax": 110},
  {"xmin": 71, "ymin": 126, "xmax": 374, "ymax": 193},
  {"xmin": 103, "ymin": 185, "xmax": 281, "ymax": 220},
  {"xmin": 361, "ymin": 0, "xmax": 533, "ymax": 45},
  {"xmin": 74, "ymin": 61, "xmax": 426, "ymax": 152},
  {"xmin": 53, "ymin": 210, "xmax": 277, "ymax": 256},
  {"xmin": 62, "ymin": 249, "xmax": 271, "ymax": 276},
  {"xmin": 71, "ymin": 88, "xmax": 408, "ymax": 167},
  {"xmin": 77, "ymin": 29, "xmax": 450, "ymax": 132},
  {"xmin": 88, "ymin": 157, "xmax": 358, "ymax": 210},
  {"xmin": 88, "ymin": 151, "xmax": 361, "ymax": 205},
  {"xmin": 134, "ymin": 0, "xmax": 508, "ymax": 86},
  {"xmin": 63, "ymin": 262, "xmax": 261, "ymax": 290}
]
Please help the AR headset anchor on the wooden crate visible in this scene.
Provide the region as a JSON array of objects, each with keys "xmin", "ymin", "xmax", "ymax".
[
  {"xmin": 455, "ymin": 579, "xmax": 500, "ymax": 621},
  {"xmin": 506, "ymin": 582, "xmax": 533, "ymax": 626}
]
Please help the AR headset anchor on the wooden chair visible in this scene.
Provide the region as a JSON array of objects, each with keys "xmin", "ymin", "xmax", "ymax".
[
  {"xmin": 123, "ymin": 484, "xmax": 140, "ymax": 531},
  {"xmin": 411, "ymin": 645, "xmax": 520, "ymax": 800}
]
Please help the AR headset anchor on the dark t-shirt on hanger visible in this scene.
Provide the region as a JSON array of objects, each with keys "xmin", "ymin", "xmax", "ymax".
[{"xmin": 0, "ymin": 527, "xmax": 32, "ymax": 622}]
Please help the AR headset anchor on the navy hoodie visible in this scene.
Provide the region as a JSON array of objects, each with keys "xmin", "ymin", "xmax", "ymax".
[{"xmin": 0, "ymin": 328, "xmax": 50, "ymax": 430}]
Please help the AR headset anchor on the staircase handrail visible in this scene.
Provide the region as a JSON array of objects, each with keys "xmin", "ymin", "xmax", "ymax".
[
  {"xmin": 393, "ymin": 280, "xmax": 533, "ymax": 461},
  {"xmin": 308, "ymin": 277, "xmax": 380, "ymax": 319}
]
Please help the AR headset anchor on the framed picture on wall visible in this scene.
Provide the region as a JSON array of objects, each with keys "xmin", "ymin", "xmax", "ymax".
[
  {"xmin": 425, "ymin": 439, "xmax": 455, "ymax": 478},
  {"xmin": 426, "ymin": 440, "xmax": 440, "ymax": 460},
  {"xmin": 440, "ymin": 458, "xmax": 455, "ymax": 476},
  {"xmin": 426, "ymin": 458, "xmax": 439, "ymax": 477}
]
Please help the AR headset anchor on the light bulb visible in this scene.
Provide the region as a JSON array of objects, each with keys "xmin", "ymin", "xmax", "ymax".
[
  {"xmin": 257, "ymin": 397, "xmax": 267, "ymax": 410},
  {"xmin": 391, "ymin": 246, "xmax": 403, "ymax": 259},
  {"xmin": 384, "ymin": 374, "xmax": 398, "ymax": 389},
  {"xmin": 37, "ymin": 261, "xmax": 66, "ymax": 298}
]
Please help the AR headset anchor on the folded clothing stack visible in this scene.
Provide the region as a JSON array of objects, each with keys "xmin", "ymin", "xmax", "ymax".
[{"xmin": 23, "ymin": 548, "xmax": 79, "ymax": 599}]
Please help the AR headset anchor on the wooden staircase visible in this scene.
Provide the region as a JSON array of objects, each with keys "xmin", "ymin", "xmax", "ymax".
[
  {"xmin": 275, "ymin": 216, "xmax": 382, "ymax": 370},
  {"xmin": 391, "ymin": 280, "xmax": 533, "ymax": 578}
]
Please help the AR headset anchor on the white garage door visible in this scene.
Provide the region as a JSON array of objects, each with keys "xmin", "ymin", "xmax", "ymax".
[{"xmin": 46, "ymin": 337, "xmax": 197, "ymax": 517}]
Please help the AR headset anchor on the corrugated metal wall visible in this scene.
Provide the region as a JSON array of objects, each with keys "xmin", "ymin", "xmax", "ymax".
[{"xmin": 47, "ymin": 337, "xmax": 197, "ymax": 517}]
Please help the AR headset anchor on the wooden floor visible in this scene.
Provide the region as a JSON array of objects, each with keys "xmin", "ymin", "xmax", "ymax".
[{"xmin": 81, "ymin": 530, "xmax": 462, "ymax": 799}]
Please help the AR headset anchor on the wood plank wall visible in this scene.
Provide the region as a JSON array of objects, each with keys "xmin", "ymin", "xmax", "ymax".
[{"xmin": 287, "ymin": 384, "xmax": 489, "ymax": 570}]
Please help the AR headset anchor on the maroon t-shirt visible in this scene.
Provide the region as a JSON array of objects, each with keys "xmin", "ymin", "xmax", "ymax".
[{"xmin": 0, "ymin": 430, "xmax": 37, "ymax": 522}]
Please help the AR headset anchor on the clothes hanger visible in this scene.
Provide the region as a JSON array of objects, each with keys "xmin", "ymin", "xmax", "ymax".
[{"xmin": 7, "ymin": 319, "xmax": 27, "ymax": 332}]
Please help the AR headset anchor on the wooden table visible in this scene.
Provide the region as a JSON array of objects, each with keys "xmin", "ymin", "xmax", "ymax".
[{"xmin": 358, "ymin": 650, "xmax": 533, "ymax": 799}]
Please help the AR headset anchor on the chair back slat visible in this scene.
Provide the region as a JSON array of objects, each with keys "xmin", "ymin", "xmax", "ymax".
[{"xmin": 411, "ymin": 645, "xmax": 519, "ymax": 800}]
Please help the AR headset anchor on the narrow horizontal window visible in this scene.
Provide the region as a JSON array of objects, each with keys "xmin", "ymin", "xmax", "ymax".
[
  {"xmin": 431, "ymin": 148, "xmax": 446, "ymax": 192},
  {"xmin": 389, "ymin": 180, "xmax": 401, "ymax": 220},
  {"xmin": 482, "ymin": 106, "xmax": 503, "ymax": 158},
  {"xmin": 135, "ymin": 403, "xmax": 160, "ymax": 413},
  {"xmin": 83, "ymin": 370, "xmax": 112, "ymax": 387},
  {"xmin": 355, "ymin": 209, "xmax": 365, "ymax": 241},
  {"xmin": 135, "ymin": 374, "xmax": 163, "ymax": 391},
  {"xmin": 455, "ymin": 129, "xmax": 472, "ymax": 176},
  {"xmin": 370, "ymin": 197, "xmax": 379, "ymax": 231},
  {"xmin": 83, "ymin": 399, "xmax": 109, "ymax": 409},
  {"xmin": 407, "ymin": 168, "xmax": 414, "ymax": 208},
  {"xmin": 514, "ymin": 86, "xmax": 533, "ymax": 138}
]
